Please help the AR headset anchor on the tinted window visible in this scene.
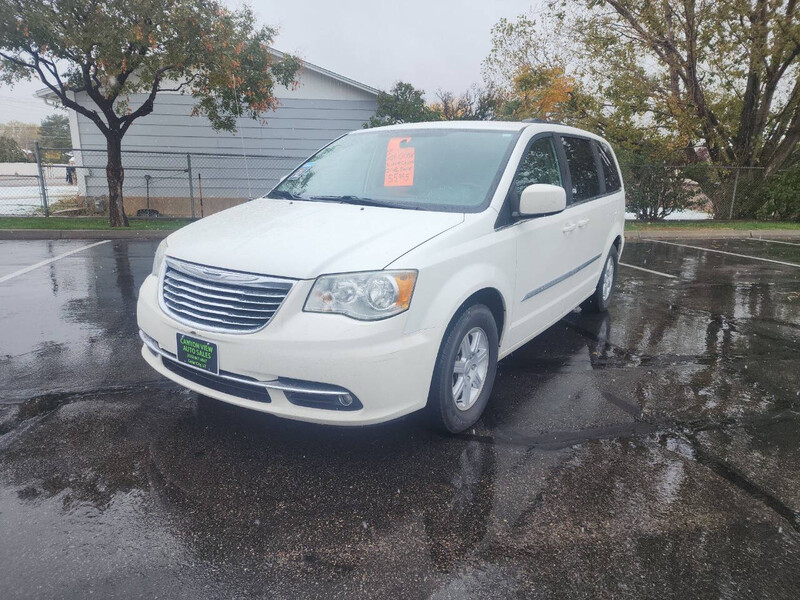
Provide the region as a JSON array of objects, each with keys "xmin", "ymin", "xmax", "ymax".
[
  {"xmin": 561, "ymin": 136, "xmax": 601, "ymax": 201},
  {"xmin": 597, "ymin": 142, "xmax": 621, "ymax": 192},
  {"xmin": 515, "ymin": 137, "xmax": 562, "ymax": 197}
]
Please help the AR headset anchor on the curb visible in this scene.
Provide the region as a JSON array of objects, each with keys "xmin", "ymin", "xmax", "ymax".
[
  {"xmin": 0, "ymin": 229, "xmax": 172, "ymax": 240},
  {"xmin": 625, "ymin": 229, "xmax": 800, "ymax": 241}
]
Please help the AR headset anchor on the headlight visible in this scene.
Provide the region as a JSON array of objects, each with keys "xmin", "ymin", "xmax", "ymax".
[
  {"xmin": 151, "ymin": 239, "xmax": 168, "ymax": 276},
  {"xmin": 304, "ymin": 270, "xmax": 417, "ymax": 320}
]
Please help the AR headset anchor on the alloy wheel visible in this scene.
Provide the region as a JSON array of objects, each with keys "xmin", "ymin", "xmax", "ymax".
[
  {"xmin": 452, "ymin": 327, "xmax": 490, "ymax": 411},
  {"xmin": 602, "ymin": 255, "xmax": 615, "ymax": 301}
]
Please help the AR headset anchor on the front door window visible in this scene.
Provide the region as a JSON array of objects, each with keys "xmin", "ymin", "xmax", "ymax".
[{"xmin": 515, "ymin": 137, "xmax": 563, "ymax": 199}]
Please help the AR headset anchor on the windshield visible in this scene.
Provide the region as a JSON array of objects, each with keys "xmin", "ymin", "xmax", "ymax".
[{"xmin": 269, "ymin": 128, "xmax": 520, "ymax": 212}]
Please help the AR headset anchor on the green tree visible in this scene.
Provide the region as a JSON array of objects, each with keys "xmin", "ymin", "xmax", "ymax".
[
  {"xmin": 366, "ymin": 82, "xmax": 441, "ymax": 127},
  {"xmin": 488, "ymin": 2, "xmax": 800, "ymax": 217},
  {"xmin": 620, "ymin": 151, "xmax": 695, "ymax": 221},
  {"xmin": 568, "ymin": 0, "xmax": 800, "ymax": 216},
  {"xmin": 494, "ymin": 64, "xmax": 602, "ymax": 124},
  {"xmin": 483, "ymin": 12, "xmax": 601, "ymax": 126},
  {"xmin": 0, "ymin": 0, "xmax": 300, "ymax": 226},
  {"xmin": 431, "ymin": 86, "xmax": 500, "ymax": 121},
  {"xmin": 760, "ymin": 164, "xmax": 800, "ymax": 220},
  {"xmin": 39, "ymin": 114, "xmax": 70, "ymax": 150},
  {"xmin": 0, "ymin": 135, "xmax": 26, "ymax": 161},
  {"xmin": 0, "ymin": 120, "xmax": 38, "ymax": 154},
  {"xmin": 483, "ymin": 14, "xmax": 571, "ymax": 92}
]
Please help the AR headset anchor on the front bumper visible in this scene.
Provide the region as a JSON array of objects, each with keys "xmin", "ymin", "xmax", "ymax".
[{"xmin": 136, "ymin": 274, "xmax": 441, "ymax": 425}]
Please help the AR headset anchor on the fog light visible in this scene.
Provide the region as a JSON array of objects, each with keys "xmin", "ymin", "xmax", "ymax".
[
  {"xmin": 139, "ymin": 329, "xmax": 160, "ymax": 355},
  {"xmin": 283, "ymin": 386, "xmax": 362, "ymax": 411}
]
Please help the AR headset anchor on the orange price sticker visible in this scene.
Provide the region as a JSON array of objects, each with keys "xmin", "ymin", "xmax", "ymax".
[{"xmin": 384, "ymin": 137, "xmax": 415, "ymax": 187}]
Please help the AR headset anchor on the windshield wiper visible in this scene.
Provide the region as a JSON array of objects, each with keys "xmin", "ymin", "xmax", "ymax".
[
  {"xmin": 309, "ymin": 195, "xmax": 410, "ymax": 209},
  {"xmin": 267, "ymin": 189, "xmax": 306, "ymax": 200}
]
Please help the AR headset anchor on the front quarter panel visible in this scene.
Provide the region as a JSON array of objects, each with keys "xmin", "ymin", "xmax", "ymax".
[{"xmin": 389, "ymin": 212, "xmax": 516, "ymax": 342}]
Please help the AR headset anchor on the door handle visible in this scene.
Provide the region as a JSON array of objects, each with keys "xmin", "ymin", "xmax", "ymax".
[
  {"xmin": 577, "ymin": 218, "xmax": 589, "ymax": 228},
  {"xmin": 562, "ymin": 223, "xmax": 576, "ymax": 233}
]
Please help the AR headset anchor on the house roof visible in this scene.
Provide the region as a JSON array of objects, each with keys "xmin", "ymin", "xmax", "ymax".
[
  {"xmin": 35, "ymin": 48, "xmax": 379, "ymax": 100},
  {"xmin": 34, "ymin": 87, "xmax": 57, "ymax": 100},
  {"xmin": 269, "ymin": 48, "xmax": 379, "ymax": 96}
]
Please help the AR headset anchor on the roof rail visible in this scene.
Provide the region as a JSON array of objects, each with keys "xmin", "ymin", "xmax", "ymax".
[{"xmin": 521, "ymin": 118, "xmax": 565, "ymax": 125}]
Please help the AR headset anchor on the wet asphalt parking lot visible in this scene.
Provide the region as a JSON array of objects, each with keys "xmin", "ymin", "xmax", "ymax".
[{"xmin": 1, "ymin": 236, "xmax": 799, "ymax": 599}]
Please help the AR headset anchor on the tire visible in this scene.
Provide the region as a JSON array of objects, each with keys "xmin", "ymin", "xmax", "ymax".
[
  {"xmin": 426, "ymin": 304, "xmax": 499, "ymax": 433},
  {"xmin": 582, "ymin": 245, "xmax": 618, "ymax": 313}
]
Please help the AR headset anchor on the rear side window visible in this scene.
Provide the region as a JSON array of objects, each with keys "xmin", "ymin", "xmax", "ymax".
[
  {"xmin": 561, "ymin": 136, "xmax": 601, "ymax": 202},
  {"xmin": 515, "ymin": 137, "xmax": 562, "ymax": 198},
  {"xmin": 597, "ymin": 142, "xmax": 621, "ymax": 192}
]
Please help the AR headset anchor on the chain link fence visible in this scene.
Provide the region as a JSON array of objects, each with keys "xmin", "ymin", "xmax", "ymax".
[
  {"xmin": 0, "ymin": 145, "xmax": 301, "ymax": 218},
  {"xmin": 619, "ymin": 164, "xmax": 790, "ymax": 221},
  {"xmin": 0, "ymin": 145, "xmax": 795, "ymax": 221}
]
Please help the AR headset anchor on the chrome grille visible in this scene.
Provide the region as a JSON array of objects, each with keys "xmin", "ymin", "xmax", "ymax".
[{"xmin": 160, "ymin": 257, "xmax": 293, "ymax": 333}]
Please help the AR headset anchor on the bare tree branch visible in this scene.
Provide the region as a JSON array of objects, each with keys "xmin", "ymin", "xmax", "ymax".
[{"xmin": 0, "ymin": 49, "xmax": 110, "ymax": 135}]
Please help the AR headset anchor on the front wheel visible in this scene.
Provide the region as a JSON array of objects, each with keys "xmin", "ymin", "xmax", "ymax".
[
  {"xmin": 427, "ymin": 304, "xmax": 499, "ymax": 433},
  {"xmin": 582, "ymin": 245, "xmax": 618, "ymax": 313}
]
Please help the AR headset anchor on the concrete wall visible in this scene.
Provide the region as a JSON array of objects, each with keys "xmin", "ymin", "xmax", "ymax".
[{"xmin": 0, "ymin": 162, "xmax": 38, "ymax": 176}]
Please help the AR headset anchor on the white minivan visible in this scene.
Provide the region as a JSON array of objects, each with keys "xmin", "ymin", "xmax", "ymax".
[{"xmin": 137, "ymin": 121, "xmax": 625, "ymax": 432}]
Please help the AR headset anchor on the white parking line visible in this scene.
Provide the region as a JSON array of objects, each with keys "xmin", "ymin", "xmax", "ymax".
[
  {"xmin": 618, "ymin": 262, "xmax": 678, "ymax": 279},
  {"xmin": 645, "ymin": 239, "xmax": 800, "ymax": 269},
  {"xmin": 750, "ymin": 237, "xmax": 800, "ymax": 247},
  {"xmin": 0, "ymin": 240, "xmax": 111, "ymax": 284}
]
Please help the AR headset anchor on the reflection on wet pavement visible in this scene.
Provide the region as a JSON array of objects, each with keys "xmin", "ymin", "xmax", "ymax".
[
  {"xmin": 0, "ymin": 241, "xmax": 161, "ymax": 400},
  {"xmin": 0, "ymin": 239, "xmax": 798, "ymax": 598}
]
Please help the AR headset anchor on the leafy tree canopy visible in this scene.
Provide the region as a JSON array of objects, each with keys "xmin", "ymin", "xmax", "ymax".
[
  {"xmin": 565, "ymin": 0, "xmax": 800, "ymax": 173},
  {"xmin": 0, "ymin": 0, "xmax": 300, "ymax": 134},
  {"xmin": 430, "ymin": 86, "xmax": 500, "ymax": 121},
  {"xmin": 761, "ymin": 162, "xmax": 800, "ymax": 220},
  {"xmin": 485, "ymin": 2, "xmax": 800, "ymax": 218},
  {"xmin": 39, "ymin": 113, "xmax": 70, "ymax": 148},
  {"xmin": 0, "ymin": 120, "xmax": 38, "ymax": 153},
  {"xmin": 366, "ymin": 81, "xmax": 441, "ymax": 127},
  {"xmin": 0, "ymin": 135, "xmax": 26, "ymax": 161},
  {"xmin": 486, "ymin": 2, "xmax": 800, "ymax": 171},
  {"xmin": 366, "ymin": 82, "xmax": 501, "ymax": 127},
  {"xmin": 483, "ymin": 13, "xmax": 602, "ymax": 126}
]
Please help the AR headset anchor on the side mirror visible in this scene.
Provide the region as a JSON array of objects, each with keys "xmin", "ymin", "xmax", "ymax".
[{"xmin": 518, "ymin": 184, "xmax": 566, "ymax": 217}]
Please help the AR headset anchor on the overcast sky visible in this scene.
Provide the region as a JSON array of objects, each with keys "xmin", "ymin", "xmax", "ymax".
[{"xmin": 0, "ymin": 0, "xmax": 536, "ymax": 124}]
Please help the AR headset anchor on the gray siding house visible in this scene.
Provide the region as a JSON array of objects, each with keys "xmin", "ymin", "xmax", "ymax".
[{"xmin": 38, "ymin": 51, "xmax": 378, "ymax": 216}]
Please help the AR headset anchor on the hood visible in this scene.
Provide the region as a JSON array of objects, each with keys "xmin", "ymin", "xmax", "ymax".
[{"xmin": 165, "ymin": 198, "xmax": 464, "ymax": 279}]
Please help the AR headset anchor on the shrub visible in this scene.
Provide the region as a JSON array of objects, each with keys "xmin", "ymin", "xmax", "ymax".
[
  {"xmin": 759, "ymin": 166, "xmax": 800, "ymax": 221},
  {"xmin": 622, "ymin": 164, "xmax": 696, "ymax": 221}
]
